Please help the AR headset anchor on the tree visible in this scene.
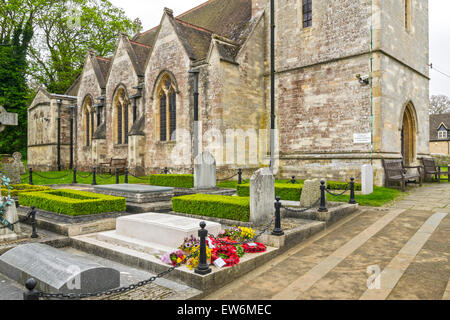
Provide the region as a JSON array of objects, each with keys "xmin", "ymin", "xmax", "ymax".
[
  {"xmin": 430, "ymin": 95, "xmax": 450, "ymax": 115},
  {"xmin": 29, "ymin": 0, "xmax": 140, "ymax": 94},
  {"xmin": 0, "ymin": 0, "xmax": 45, "ymax": 156}
]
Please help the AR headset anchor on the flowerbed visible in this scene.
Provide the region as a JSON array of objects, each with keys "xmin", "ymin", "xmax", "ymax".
[{"xmin": 160, "ymin": 226, "xmax": 267, "ymax": 270}]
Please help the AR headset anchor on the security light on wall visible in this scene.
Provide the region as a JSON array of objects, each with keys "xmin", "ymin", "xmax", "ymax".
[{"xmin": 356, "ymin": 74, "xmax": 370, "ymax": 85}]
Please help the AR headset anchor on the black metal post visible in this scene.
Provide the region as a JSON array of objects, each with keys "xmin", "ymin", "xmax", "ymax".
[
  {"xmin": 28, "ymin": 206, "xmax": 38, "ymax": 239},
  {"xmin": 28, "ymin": 168, "xmax": 33, "ymax": 185},
  {"xmin": 291, "ymin": 176, "xmax": 296, "ymax": 184},
  {"xmin": 318, "ymin": 180, "xmax": 328, "ymax": 212},
  {"xmin": 72, "ymin": 168, "xmax": 77, "ymax": 184},
  {"xmin": 272, "ymin": 196, "xmax": 284, "ymax": 236},
  {"xmin": 269, "ymin": 0, "xmax": 276, "ymax": 171},
  {"xmin": 195, "ymin": 222, "xmax": 212, "ymax": 275},
  {"xmin": 23, "ymin": 278, "xmax": 39, "ymax": 300},
  {"xmin": 238, "ymin": 168, "xmax": 243, "ymax": 184},
  {"xmin": 116, "ymin": 168, "xmax": 120, "ymax": 184},
  {"xmin": 92, "ymin": 167, "xmax": 97, "ymax": 185},
  {"xmin": 349, "ymin": 177, "xmax": 357, "ymax": 204},
  {"xmin": 124, "ymin": 168, "xmax": 128, "ymax": 184},
  {"xmin": 164, "ymin": 167, "xmax": 169, "ymax": 174},
  {"xmin": 69, "ymin": 107, "xmax": 74, "ymax": 170},
  {"xmin": 57, "ymin": 100, "xmax": 62, "ymax": 171}
]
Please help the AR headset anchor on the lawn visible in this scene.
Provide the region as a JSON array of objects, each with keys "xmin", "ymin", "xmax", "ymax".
[
  {"xmin": 326, "ymin": 186, "xmax": 401, "ymax": 207},
  {"xmin": 21, "ymin": 170, "xmax": 152, "ymax": 186}
]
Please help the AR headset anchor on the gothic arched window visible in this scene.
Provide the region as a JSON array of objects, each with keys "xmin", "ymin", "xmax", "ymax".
[
  {"xmin": 82, "ymin": 96, "xmax": 95, "ymax": 146},
  {"xmin": 112, "ymin": 87, "xmax": 130, "ymax": 145},
  {"xmin": 157, "ymin": 74, "xmax": 177, "ymax": 141}
]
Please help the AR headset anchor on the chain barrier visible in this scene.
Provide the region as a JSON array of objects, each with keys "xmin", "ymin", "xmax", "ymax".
[
  {"xmin": 208, "ymin": 218, "xmax": 274, "ymax": 247},
  {"xmin": 37, "ymin": 247, "xmax": 200, "ymax": 300},
  {"xmin": 281, "ymin": 198, "xmax": 321, "ymax": 214},
  {"xmin": 76, "ymin": 172, "xmax": 92, "ymax": 179},
  {"xmin": 128, "ymin": 172, "xmax": 152, "ymax": 181},
  {"xmin": 20, "ymin": 175, "xmax": 30, "ymax": 183},
  {"xmin": 32, "ymin": 171, "xmax": 72, "ymax": 180},
  {"xmin": 96, "ymin": 174, "xmax": 115, "ymax": 180},
  {"xmin": 217, "ymin": 172, "xmax": 239, "ymax": 182},
  {"xmin": 326, "ymin": 183, "xmax": 351, "ymax": 197}
]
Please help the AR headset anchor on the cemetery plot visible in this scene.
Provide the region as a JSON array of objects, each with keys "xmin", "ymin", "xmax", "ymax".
[{"xmin": 18, "ymin": 189, "xmax": 126, "ymax": 216}]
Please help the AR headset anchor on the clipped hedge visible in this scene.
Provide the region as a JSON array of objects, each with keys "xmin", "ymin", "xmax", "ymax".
[
  {"xmin": 237, "ymin": 183, "xmax": 303, "ymax": 201},
  {"xmin": 1, "ymin": 184, "xmax": 52, "ymax": 197},
  {"xmin": 18, "ymin": 189, "xmax": 126, "ymax": 216},
  {"xmin": 327, "ymin": 181, "xmax": 362, "ymax": 192},
  {"xmin": 149, "ymin": 174, "xmax": 194, "ymax": 188},
  {"xmin": 172, "ymin": 194, "xmax": 250, "ymax": 222}
]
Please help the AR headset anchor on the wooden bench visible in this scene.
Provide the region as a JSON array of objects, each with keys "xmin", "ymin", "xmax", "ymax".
[
  {"xmin": 382, "ymin": 159, "xmax": 422, "ymax": 192},
  {"xmin": 99, "ymin": 158, "xmax": 127, "ymax": 174},
  {"xmin": 421, "ymin": 158, "xmax": 448, "ymax": 183}
]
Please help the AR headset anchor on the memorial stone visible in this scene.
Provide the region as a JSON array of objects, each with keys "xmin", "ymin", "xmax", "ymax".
[
  {"xmin": 362, "ymin": 164, "xmax": 374, "ymax": 195},
  {"xmin": 250, "ymin": 168, "xmax": 275, "ymax": 226},
  {"xmin": 194, "ymin": 151, "xmax": 216, "ymax": 189},
  {"xmin": 300, "ymin": 179, "xmax": 321, "ymax": 207}
]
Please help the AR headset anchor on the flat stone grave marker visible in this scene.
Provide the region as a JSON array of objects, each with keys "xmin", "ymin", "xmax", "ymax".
[
  {"xmin": 93, "ymin": 184, "xmax": 175, "ymax": 203},
  {"xmin": 0, "ymin": 243, "xmax": 120, "ymax": 294},
  {"xmin": 250, "ymin": 168, "xmax": 275, "ymax": 226},
  {"xmin": 98, "ymin": 213, "xmax": 222, "ymax": 253},
  {"xmin": 194, "ymin": 151, "xmax": 216, "ymax": 189}
]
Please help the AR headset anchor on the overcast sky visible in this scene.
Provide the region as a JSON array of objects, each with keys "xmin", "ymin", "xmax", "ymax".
[{"xmin": 109, "ymin": 0, "xmax": 450, "ymax": 98}]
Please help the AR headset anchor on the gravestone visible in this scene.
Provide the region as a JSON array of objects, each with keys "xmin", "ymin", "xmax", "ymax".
[
  {"xmin": 194, "ymin": 151, "xmax": 216, "ymax": 189},
  {"xmin": 250, "ymin": 168, "xmax": 275, "ymax": 226},
  {"xmin": 94, "ymin": 184, "xmax": 174, "ymax": 203},
  {"xmin": 0, "ymin": 243, "xmax": 120, "ymax": 294},
  {"xmin": 0, "ymin": 203, "xmax": 21, "ymax": 241},
  {"xmin": 0, "ymin": 106, "xmax": 18, "ymax": 133},
  {"xmin": 98, "ymin": 212, "xmax": 222, "ymax": 253},
  {"xmin": 300, "ymin": 179, "xmax": 321, "ymax": 208},
  {"xmin": 12, "ymin": 152, "xmax": 25, "ymax": 175},
  {"xmin": 0, "ymin": 163, "xmax": 21, "ymax": 185},
  {"xmin": 361, "ymin": 164, "xmax": 374, "ymax": 195}
]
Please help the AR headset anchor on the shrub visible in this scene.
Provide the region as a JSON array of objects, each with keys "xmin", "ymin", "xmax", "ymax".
[
  {"xmin": 18, "ymin": 189, "xmax": 126, "ymax": 216},
  {"xmin": 1, "ymin": 184, "xmax": 52, "ymax": 197},
  {"xmin": 172, "ymin": 194, "xmax": 250, "ymax": 222},
  {"xmin": 327, "ymin": 181, "xmax": 362, "ymax": 191},
  {"xmin": 149, "ymin": 174, "xmax": 194, "ymax": 188},
  {"xmin": 237, "ymin": 183, "xmax": 303, "ymax": 201}
]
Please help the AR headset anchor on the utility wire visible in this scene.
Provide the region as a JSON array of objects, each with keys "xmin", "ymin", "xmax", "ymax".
[{"xmin": 429, "ymin": 63, "xmax": 450, "ymax": 79}]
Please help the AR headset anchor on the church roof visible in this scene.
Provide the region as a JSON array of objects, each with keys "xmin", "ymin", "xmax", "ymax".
[
  {"xmin": 172, "ymin": 19, "xmax": 212, "ymax": 61},
  {"xmin": 133, "ymin": 0, "xmax": 252, "ymax": 49},
  {"xmin": 430, "ymin": 113, "xmax": 450, "ymax": 141},
  {"xmin": 129, "ymin": 41, "xmax": 152, "ymax": 74}
]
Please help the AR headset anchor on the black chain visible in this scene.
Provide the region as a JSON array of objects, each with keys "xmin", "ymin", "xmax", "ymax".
[
  {"xmin": 32, "ymin": 171, "xmax": 72, "ymax": 180},
  {"xmin": 217, "ymin": 172, "xmax": 239, "ymax": 182},
  {"xmin": 128, "ymin": 172, "xmax": 152, "ymax": 181},
  {"xmin": 326, "ymin": 183, "xmax": 351, "ymax": 197},
  {"xmin": 281, "ymin": 198, "xmax": 321, "ymax": 214},
  {"xmin": 96, "ymin": 174, "xmax": 115, "ymax": 180},
  {"xmin": 76, "ymin": 172, "xmax": 92, "ymax": 179},
  {"xmin": 208, "ymin": 218, "xmax": 274, "ymax": 246},
  {"xmin": 37, "ymin": 247, "xmax": 200, "ymax": 300}
]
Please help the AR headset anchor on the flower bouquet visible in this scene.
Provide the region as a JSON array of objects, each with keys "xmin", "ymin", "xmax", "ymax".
[
  {"xmin": 211, "ymin": 244, "xmax": 240, "ymax": 267},
  {"xmin": 242, "ymin": 242, "xmax": 266, "ymax": 253},
  {"xmin": 160, "ymin": 250, "xmax": 187, "ymax": 267},
  {"xmin": 178, "ymin": 235, "xmax": 200, "ymax": 255}
]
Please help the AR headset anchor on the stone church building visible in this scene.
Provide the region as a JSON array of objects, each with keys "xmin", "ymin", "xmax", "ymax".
[{"xmin": 27, "ymin": 0, "xmax": 430, "ymax": 185}]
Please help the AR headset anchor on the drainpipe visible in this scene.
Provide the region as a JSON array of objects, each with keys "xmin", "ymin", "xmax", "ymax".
[
  {"xmin": 270, "ymin": 0, "xmax": 276, "ymax": 172},
  {"xmin": 57, "ymin": 99, "xmax": 62, "ymax": 171},
  {"xmin": 189, "ymin": 70, "xmax": 200, "ymax": 159}
]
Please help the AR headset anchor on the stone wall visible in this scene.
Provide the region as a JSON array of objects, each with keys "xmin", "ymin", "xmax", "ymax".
[{"xmin": 430, "ymin": 141, "xmax": 450, "ymax": 156}]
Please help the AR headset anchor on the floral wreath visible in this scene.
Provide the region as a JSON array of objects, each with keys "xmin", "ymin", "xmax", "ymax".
[
  {"xmin": 242, "ymin": 242, "xmax": 267, "ymax": 253},
  {"xmin": 211, "ymin": 244, "xmax": 240, "ymax": 267}
]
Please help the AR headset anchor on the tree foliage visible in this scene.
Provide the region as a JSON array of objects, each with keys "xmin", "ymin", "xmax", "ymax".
[
  {"xmin": 0, "ymin": 0, "xmax": 42, "ymax": 156},
  {"xmin": 29, "ymin": 0, "xmax": 141, "ymax": 94},
  {"xmin": 430, "ymin": 95, "xmax": 450, "ymax": 115}
]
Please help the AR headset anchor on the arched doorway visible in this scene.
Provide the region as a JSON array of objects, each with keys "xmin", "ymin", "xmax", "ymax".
[{"xmin": 401, "ymin": 103, "xmax": 417, "ymax": 165}]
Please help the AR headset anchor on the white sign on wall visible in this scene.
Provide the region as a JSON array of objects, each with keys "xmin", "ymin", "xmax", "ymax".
[{"xmin": 353, "ymin": 133, "xmax": 372, "ymax": 144}]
